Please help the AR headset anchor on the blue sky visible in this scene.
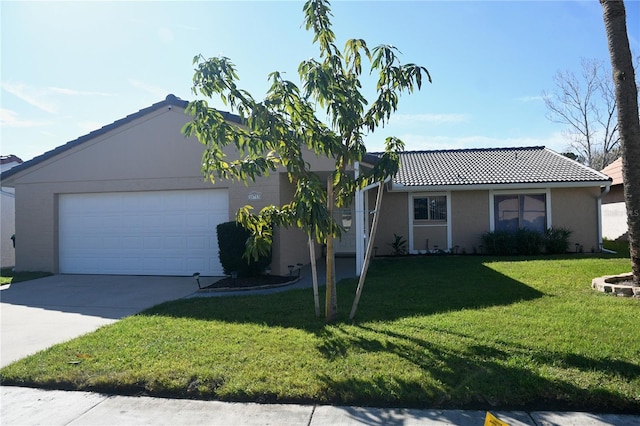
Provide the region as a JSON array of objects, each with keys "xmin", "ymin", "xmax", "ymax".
[{"xmin": 1, "ymin": 1, "xmax": 639, "ymax": 162}]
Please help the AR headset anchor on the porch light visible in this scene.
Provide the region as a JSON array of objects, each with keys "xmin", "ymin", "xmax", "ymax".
[{"xmin": 341, "ymin": 209, "xmax": 352, "ymax": 232}]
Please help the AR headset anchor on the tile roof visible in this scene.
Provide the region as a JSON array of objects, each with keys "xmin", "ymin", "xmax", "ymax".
[
  {"xmin": 391, "ymin": 146, "xmax": 610, "ymax": 188},
  {"xmin": 0, "ymin": 155, "xmax": 23, "ymax": 165},
  {"xmin": 0, "ymin": 95, "xmax": 242, "ymax": 182}
]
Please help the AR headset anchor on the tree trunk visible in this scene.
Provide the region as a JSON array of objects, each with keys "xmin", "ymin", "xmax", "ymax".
[
  {"xmin": 600, "ymin": 0, "xmax": 640, "ymax": 285},
  {"xmin": 325, "ymin": 175, "xmax": 338, "ymax": 321}
]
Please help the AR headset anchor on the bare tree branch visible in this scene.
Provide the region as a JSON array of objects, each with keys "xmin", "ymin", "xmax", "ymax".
[{"xmin": 543, "ymin": 58, "xmax": 620, "ymax": 169}]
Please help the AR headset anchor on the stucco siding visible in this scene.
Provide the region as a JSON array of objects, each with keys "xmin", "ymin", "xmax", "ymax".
[
  {"xmin": 1, "ymin": 189, "xmax": 16, "ymax": 268},
  {"xmin": 603, "ymin": 185, "xmax": 625, "ymax": 204},
  {"xmin": 10, "ymin": 108, "xmax": 285, "ymax": 274},
  {"xmin": 270, "ymin": 173, "xmax": 316, "ymax": 275},
  {"xmin": 413, "ymin": 225, "xmax": 447, "ymax": 252},
  {"xmin": 551, "ymin": 187, "xmax": 601, "ymax": 252},
  {"xmin": 371, "ymin": 191, "xmax": 409, "ymax": 256},
  {"xmin": 1, "ymin": 160, "xmax": 21, "ymax": 268},
  {"xmin": 451, "ymin": 190, "xmax": 490, "ymax": 254},
  {"xmin": 14, "ymin": 184, "xmax": 57, "ymax": 272},
  {"xmin": 0, "ymin": 188, "xmax": 16, "ymax": 268}
]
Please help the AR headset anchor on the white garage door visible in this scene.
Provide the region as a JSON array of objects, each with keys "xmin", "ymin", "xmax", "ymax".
[{"xmin": 59, "ymin": 190, "xmax": 228, "ymax": 276}]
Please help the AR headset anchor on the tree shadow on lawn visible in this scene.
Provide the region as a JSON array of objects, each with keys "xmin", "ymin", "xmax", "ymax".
[
  {"xmin": 140, "ymin": 257, "xmax": 640, "ymax": 411},
  {"xmin": 315, "ymin": 323, "xmax": 640, "ymax": 413},
  {"xmin": 148, "ymin": 256, "xmax": 545, "ymax": 328}
]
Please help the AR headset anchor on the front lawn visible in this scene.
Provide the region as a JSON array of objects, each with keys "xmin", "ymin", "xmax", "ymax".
[
  {"xmin": 1, "ymin": 255, "xmax": 638, "ymax": 412},
  {"xmin": 0, "ymin": 268, "xmax": 52, "ymax": 285}
]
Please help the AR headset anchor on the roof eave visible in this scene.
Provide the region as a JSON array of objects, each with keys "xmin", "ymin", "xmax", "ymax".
[
  {"xmin": 389, "ymin": 180, "xmax": 612, "ymax": 192},
  {"xmin": 0, "ymin": 95, "xmax": 243, "ymax": 185}
]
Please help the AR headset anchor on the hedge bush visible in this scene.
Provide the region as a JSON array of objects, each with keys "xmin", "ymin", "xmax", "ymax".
[
  {"xmin": 480, "ymin": 230, "xmax": 516, "ymax": 255},
  {"xmin": 216, "ymin": 221, "xmax": 271, "ymax": 277},
  {"xmin": 544, "ymin": 227, "xmax": 572, "ymax": 254},
  {"xmin": 481, "ymin": 227, "xmax": 572, "ymax": 256}
]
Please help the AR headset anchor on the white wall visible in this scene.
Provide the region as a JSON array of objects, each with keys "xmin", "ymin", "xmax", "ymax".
[
  {"xmin": 602, "ymin": 202, "xmax": 628, "ymax": 240},
  {"xmin": 1, "ymin": 160, "xmax": 20, "ymax": 268}
]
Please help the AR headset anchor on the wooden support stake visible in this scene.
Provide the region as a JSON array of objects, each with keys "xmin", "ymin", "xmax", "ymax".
[{"xmin": 350, "ymin": 181, "xmax": 384, "ymax": 320}]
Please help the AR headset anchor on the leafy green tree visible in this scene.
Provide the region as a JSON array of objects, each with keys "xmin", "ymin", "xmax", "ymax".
[
  {"xmin": 183, "ymin": 0, "xmax": 430, "ymax": 321},
  {"xmin": 600, "ymin": 0, "xmax": 640, "ymax": 285}
]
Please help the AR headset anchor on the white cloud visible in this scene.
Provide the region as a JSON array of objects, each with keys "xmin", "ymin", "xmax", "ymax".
[
  {"xmin": 128, "ymin": 79, "xmax": 170, "ymax": 99},
  {"xmin": 517, "ymin": 95, "xmax": 544, "ymax": 103},
  {"xmin": 2, "ymin": 82, "xmax": 114, "ymax": 114},
  {"xmin": 1, "ymin": 82, "xmax": 58, "ymax": 113},
  {"xmin": 389, "ymin": 113, "xmax": 470, "ymax": 125},
  {"xmin": 157, "ymin": 27, "xmax": 174, "ymax": 44},
  {"xmin": 0, "ymin": 108, "xmax": 51, "ymax": 128},
  {"xmin": 49, "ymin": 87, "xmax": 112, "ymax": 97}
]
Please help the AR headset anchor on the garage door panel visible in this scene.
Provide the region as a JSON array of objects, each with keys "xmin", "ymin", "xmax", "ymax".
[
  {"xmin": 186, "ymin": 214, "xmax": 209, "ymax": 228},
  {"xmin": 59, "ymin": 190, "xmax": 227, "ymax": 276},
  {"xmin": 122, "ymin": 237, "xmax": 144, "ymax": 249},
  {"xmin": 165, "ymin": 236, "xmax": 186, "ymax": 249},
  {"xmin": 143, "ymin": 236, "xmax": 163, "ymax": 250},
  {"xmin": 186, "ymin": 236, "xmax": 207, "ymax": 250}
]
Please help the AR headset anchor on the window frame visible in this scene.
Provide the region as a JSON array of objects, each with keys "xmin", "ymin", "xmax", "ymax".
[
  {"xmin": 413, "ymin": 195, "xmax": 447, "ymax": 222},
  {"xmin": 489, "ymin": 189, "xmax": 552, "ymax": 233},
  {"xmin": 408, "ymin": 192, "xmax": 451, "ymax": 254}
]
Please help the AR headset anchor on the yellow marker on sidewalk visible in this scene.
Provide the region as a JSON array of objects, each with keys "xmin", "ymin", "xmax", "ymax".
[{"xmin": 485, "ymin": 411, "xmax": 510, "ymax": 426}]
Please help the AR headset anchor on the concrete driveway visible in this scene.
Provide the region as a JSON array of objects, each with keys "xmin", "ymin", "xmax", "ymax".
[{"xmin": 0, "ymin": 275, "xmax": 200, "ymax": 367}]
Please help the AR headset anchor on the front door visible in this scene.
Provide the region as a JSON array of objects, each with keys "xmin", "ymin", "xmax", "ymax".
[{"xmin": 333, "ymin": 204, "xmax": 356, "ymax": 254}]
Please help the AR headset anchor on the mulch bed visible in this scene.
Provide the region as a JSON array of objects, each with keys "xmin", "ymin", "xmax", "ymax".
[{"xmin": 199, "ymin": 274, "xmax": 298, "ymax": 291}]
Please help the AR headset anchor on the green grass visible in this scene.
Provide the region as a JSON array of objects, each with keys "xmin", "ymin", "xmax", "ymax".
[
  {"xmin": 0, "ymin": 268, "xmax": 52, "ymax": 285},
  {"xmin": 2, "ymin": 255, "xmax": 639, "ymax": 412},
  {"xmin": 603, "ymin": 239, "xmax": 631, "ymax": 258}
]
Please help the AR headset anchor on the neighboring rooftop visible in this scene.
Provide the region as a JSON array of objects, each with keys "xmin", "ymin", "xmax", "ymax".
[
  {"xmin": 0, "ymin": 155, "xmax": 23, "ymax": 165},
  {"xmin": 393, "ymin": 146, "xmax": 611, "ymax": 187},
  {"xmin": 601, "ymin": 157, "xmax": 623, "ymax": 186}
]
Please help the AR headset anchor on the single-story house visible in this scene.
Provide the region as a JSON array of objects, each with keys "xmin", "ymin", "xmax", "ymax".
[
  {"xmin": 600, "ymin": 158, "xmax": 628, "ymax": 241},
  {"xmin": 365, "ymin": 147, "xmax": 612, "ymax": 263},
  {"xmin": 0, "ymin": 95, "xmax": 612, "ymax": 277},
  {"xmin": 1, "ymin": 155, "xmax": 23, "ymax": 268}
]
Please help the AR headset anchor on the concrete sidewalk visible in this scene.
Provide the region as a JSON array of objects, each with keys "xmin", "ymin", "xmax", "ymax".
[{"xmin": 2, "ymin": 386, "xmax": 639, "ymax": 426}]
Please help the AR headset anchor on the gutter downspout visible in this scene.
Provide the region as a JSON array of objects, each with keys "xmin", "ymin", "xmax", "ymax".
[{"xmin": 597, "ymin": 182, "xmax": 611, "ymax": 252}]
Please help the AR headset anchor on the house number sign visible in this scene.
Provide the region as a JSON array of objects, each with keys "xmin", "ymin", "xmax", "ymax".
[{"xmin": 248, "ymin": 191, "xmax": 262, "ymax": 201}]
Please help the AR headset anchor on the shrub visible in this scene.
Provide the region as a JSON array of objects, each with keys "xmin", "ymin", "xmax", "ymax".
[
  {"xmin": 389, "ymin": 234, "xmax": 408, "ymax": 256},
  {"xmin": 482, "ymin": 227, "xmax": 573, "ymax": 256},
  {"xmin": 544, "ymin": 227, "xmax": 572, "ymax": 254},
  {"xmin": 481, "ymin": 230, "xmax": 516, "ymax": 255},
  {"xmin": 216, "ymin": 221, "xmax": 271, "ymax": 277},
  {"xmin": 515, "ymin": 228, "xmax": 544, "ymax": 255}
]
